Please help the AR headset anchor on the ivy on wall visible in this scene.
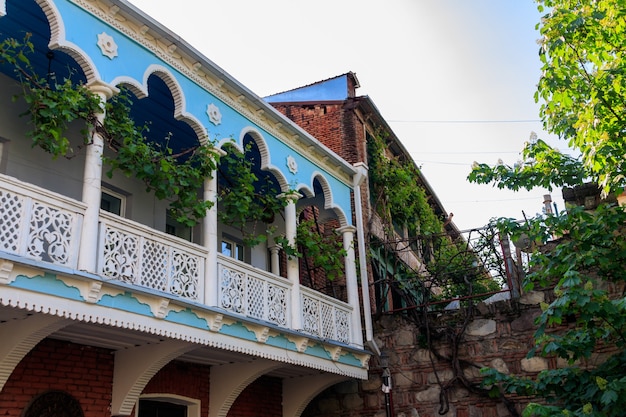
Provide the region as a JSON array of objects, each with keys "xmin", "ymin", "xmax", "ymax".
[{"xmin": 0, "ymin": 35, "xmax": 217, "ymax": 226}]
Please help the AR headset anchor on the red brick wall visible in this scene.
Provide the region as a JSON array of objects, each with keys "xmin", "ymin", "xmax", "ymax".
[
  {"xmin": 140, "ymin": 361, "xmax": 211, "ymax": 417},
  {"xmin": 271, "ymin": 103, "xmax": 366, "ymax": 166},
  {"xmin": 228, "ymin": 376, "xmax": 282, "ymax": 417},
  {"xmin": 0, "ymin": 338, "xmax": 113, "ymax": 417}
]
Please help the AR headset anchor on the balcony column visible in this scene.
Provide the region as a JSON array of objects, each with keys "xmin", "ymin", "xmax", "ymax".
[
  {"xmin": 338, "ymin": 225, "xmax": 363, "ymax": 348},
  {"xmin": 78, "ymin": 81, "xmax": 116, "ymax": 273},
  {"xmin": 204, "ymin": 148, "xmax": 225, "ymax": 307},
  {"xmin": 268, "ymin": 245, "xmax": 281, "ymax": 276},
  {"xmin": 281, "ymin": 191, "xmax": 302, "ymax": 330}
]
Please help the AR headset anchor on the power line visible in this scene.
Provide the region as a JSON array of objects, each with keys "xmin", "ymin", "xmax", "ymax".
[{"xmin": 388, "ymin": 119, "xmax": 541, "ymax": 124}]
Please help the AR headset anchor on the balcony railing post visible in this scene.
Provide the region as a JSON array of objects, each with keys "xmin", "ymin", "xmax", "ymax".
[
  {"xmin": 281, "ymin": 191, "xmax": 302, "ymax": 330},
  {"xmin": 338, "ymin": 225, "xmax": 363, "ymax": 347},
  {"xmin": 78, "ymin": 81, "xmax": 116, "ymax": 273},
  {"xmin": 204, "ymin": 148, "xmax": 224, "ymax": 307}
]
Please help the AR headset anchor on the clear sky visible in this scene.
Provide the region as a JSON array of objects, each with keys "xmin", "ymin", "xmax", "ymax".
[{"xmin": 126, "ymin": 0, "xmax": 564, "ymax": 232}]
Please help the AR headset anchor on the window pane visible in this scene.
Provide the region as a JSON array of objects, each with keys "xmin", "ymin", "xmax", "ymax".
[
  {"xmin": 222, "ymin": 240, "xmax": 233, "ymax": 257},
  {"xmin": 101, "ymin": 191, "xmax": 122, "ymax": 215}
]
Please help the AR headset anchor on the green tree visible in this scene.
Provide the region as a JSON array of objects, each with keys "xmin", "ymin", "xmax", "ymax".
[{"xmin": 469, "ymin": 1, "xmax": 626, "ymax": 416}]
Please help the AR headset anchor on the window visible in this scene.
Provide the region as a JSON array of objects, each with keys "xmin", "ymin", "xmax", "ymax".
[
  {"xmin": 221, "ymin": 237, "xmax": 244, "ymax": 261},
  {"xmin": 166, "ymin": 210, "xmax": 192, "ymax": 241},
  {"xmin": 138, "ymin": 399, "xmax": 186, "ymax": 417},
  {"xmin": 0, "ymin": 137, "xmax": 8, "ymax": 174},
  {"xmin": 137, "ymin": 395, "xmax": 200, "ymax": 417},
  {"xmin": 101, "ymin": 187, "xmax": 126, "ymax": 216},
  {"xmin": 24, "ymin": 391, "xmax": 84, "ymax": 417}
]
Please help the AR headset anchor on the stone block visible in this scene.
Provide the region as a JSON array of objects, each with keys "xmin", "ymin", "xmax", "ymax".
[
  {"xmin": 413, "ymin": 348, "xmax": 432, "ymax": 363},
  {"xmin": 466, "ymin": 319, "xmax": 497, "ymax": 336},
  {"xmin": 490, "ymin": 358, "xmax": 510, "ymax": 374},
  {"xmin": 415, "ymin": 386, "xmax": 440, "ymax": 403},
  {"xmin": 427, "ymin": 369, "xmax": 453, "ymax": 384},
  {"xmin": 394, "ymin": 371, "xmax": 415, "ymax": 387},
  {"xmin": 520, "ymin": 357, "xmax": 548, "ymax": 372},
  {"xmin": 511, "ymin": 311, "xmax": 540, "ymax": 332},
  {"xmin": 519, "ymin": 291, "xmax": 544, "ymax": 305},
  {"xmin": 395, "ymin": 329, "xmax": 415, "ymax": 346}
]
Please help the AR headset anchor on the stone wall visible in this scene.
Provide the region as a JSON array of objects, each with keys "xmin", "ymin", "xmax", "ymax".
[{"xmin": 302, "ymin": 290, "xmax": 573, "ymax": 417}]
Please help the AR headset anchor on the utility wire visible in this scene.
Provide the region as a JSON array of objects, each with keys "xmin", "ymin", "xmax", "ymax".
[{"xmin": 388, "ymin": 119, "xmax": 541, "ymax": 124}]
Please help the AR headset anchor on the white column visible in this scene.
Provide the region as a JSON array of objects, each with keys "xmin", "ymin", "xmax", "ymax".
[
  {"xmin": 268, "ymin": 245, "xmax": 281, "ymax": 276},
  {"xmin": 352, "ymin": 162, "xmax": 374, "ymax": 346},
  {"xmin": 204, "ymin": 149, "xmax": 225, "ymax": 307},
  {"xmin": 281, "ymin": 192, "xmax": 302, "ymax": 330},
  {"xmin": 77, "ymin": 81, "xmax": 115, "ymax": 273},
  {"xmin": 338, "ymin": 225, "xmax": 363, "ymax": 347}
]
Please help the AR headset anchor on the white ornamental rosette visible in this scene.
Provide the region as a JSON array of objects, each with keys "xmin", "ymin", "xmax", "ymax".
[
  {"xmin": 206, "ymin": 103, "xmax": 222, "ymax": 125},
  {"xmin": 97, "ymin": 32, "xmax": 118, "ymax": 59}
]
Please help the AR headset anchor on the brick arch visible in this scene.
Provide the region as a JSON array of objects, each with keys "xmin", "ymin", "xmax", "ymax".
[{"xmin": 208, "ymin": 359, "xmax": 282, "ymax": 417}]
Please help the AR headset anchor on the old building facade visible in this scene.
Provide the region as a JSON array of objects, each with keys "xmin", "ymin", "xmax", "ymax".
[{"xmin": 0, "ymin": 2, "xmax": 373, "ymax": 416}]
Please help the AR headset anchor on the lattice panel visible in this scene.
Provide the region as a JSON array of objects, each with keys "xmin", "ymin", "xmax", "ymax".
[
  {"xmin": 169, "ymin": 250, "xmax": 199, "ymax": 300},
  {"xmin": 27, "ymin": 202, "xmax": 73, "ymax": 264},
  {"xmin": 0, "ymin": 189, "xmax": 23, "ymax": 253},
  {"xmin": 302, "ymin": 295, "xmax": 320, "ymax": 336},
  {"xmin": 101, "ymin": 226, "xmax": 139, "ymax": 283},
  {"xmin": 321, "ymin": 302, "xmax": 335, "ymax": 339},
  {"xmin": 246, "ymin": 276, "xmax": 265, "ymax": 319},
  {"xmin": 335, "ymin": 310, "xmax": 350, "ymax": 343},
  {"xmin": 267, "ymin": 284, "xmax": 287, "ymax": 326},
  {"xmin": 140, "ymin": 240, "xmax": 168, "ymax": 291},
  {"xmin": 220, "ymin": 266, "xmax": 245, "ymax": 313}
]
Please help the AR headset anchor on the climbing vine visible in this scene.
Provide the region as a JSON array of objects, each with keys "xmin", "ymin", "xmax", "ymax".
[
  {"xmin": 217, "ymin": 142, "xmax": 288, "ymax": 247},
  {"xmin": 368, "ymin": 132, "xmax": 511, "ymax": 414},
  {"xmin": 0, "ymin": 34, "xmax": 217, "ymax": 226},
  {"xmin": 276, "ymin": 217, "xmax": 347, "ymax": 281}
]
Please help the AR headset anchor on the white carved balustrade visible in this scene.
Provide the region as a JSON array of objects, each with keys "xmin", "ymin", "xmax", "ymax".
[
  {"xmin": 97, "ymin": 212, "xmax": 207, "ymax": 303},
  {"xmin": 301, "ymin": 286, "xmax": 352, "ymax": 344},
  {"xmin": 0, "ymin": 174, "xmax": 85, "ymax": 268},
  {"xmin": 217, "ymin": 254, "xmax": 291, "ymax": 327},
  {"xmin": 0, "ymin": 176, "xmax": 358, "ymax": 345}
]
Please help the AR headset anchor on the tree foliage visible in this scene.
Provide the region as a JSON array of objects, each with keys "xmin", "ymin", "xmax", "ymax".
[{"xmin": 469, "ymin": 1, "xmax": 626, "ymax": 415}]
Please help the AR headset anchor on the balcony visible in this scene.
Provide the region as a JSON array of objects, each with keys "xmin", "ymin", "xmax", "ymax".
[{"xmin": 0, "ymin": 173, "xmax": 355, "ymax": 346}]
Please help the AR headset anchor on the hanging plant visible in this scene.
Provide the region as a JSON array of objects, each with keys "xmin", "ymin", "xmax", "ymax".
[
  {"xmin": 0, "ymin": 34, "xmax": 218, "ymax": 226},
  {"xmin": 217, "ymin": 142, "xmax": 288, "ymax": 247},
  {"xmin": 276, "ymin": 218, "xmax": 347, "ymax": 281}
]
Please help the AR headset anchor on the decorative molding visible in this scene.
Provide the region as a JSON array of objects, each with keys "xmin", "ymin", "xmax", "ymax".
[
  {"xmin": 97, "ymin": 32, "xmax": 118, "ymax": 59},
  {"xmin": 286, "ymin": 334, "xmax": 310, "ymax": 353},
  {"xmin": 0, "ymin": 284, "xmax": 368, "ymax": 378},
  {"xmin": 206, "ymin": 103, "xmax": 222, "ymax": 125},
  {"xmin": 245, "ymin": 323, "xmax": 270, "ymax": 343},
  {"xmin": 286, "ymin": 155, "xmax": 298, "ymax": 174},
  {"xmin": 325, "ymin": 345, "xmax": 343, "ymax": 361},
  {"xmin": 69, "ymin": 0, "xmax": 355, "ymax": 187},
  {"xmin": 81, "ymin": 280, "xmax": 103, "ymax": 303},
  {"xmin": 195, "ymin": 310, "xmax": 224, "ymax": 332},
  {"xmin": 0, "ymin": 260, "xmax": 14, "ymax": 284},
  {"xmin": 154, "ymin": 298, "xmax": 170, "ymax": 319}
]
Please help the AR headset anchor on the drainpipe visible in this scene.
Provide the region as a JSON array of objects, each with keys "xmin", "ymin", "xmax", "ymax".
[{"xmin": 353, "ymin": 163, "xmax": 378, "ymax": 354}]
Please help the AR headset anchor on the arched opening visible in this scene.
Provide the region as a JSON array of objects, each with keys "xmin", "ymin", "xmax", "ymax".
[
  {"xmin": 216, "ymin": 133, "xmax": 285, "ymax": 271},
  {"xmin": 296, "ymin": 177, "xmax": 347, "ymax": 302}
]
